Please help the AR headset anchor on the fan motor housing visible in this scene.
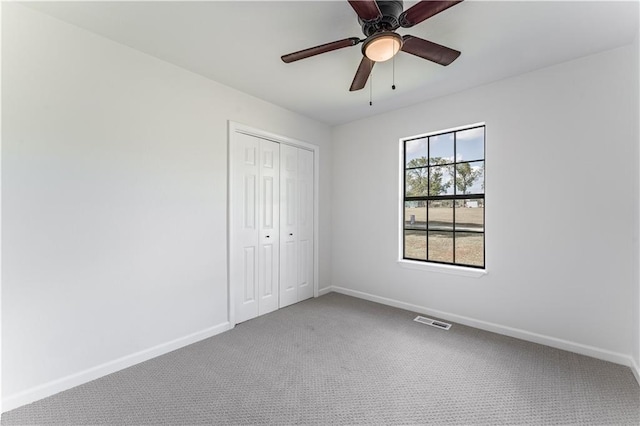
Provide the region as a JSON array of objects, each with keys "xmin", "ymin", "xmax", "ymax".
[{"xmin": 359, "ymin": 0, "xmax": 404, "ymax": 37}]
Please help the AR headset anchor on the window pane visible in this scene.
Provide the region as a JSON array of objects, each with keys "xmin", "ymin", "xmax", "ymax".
[
  {"xmin": 405, "ymin": 201, "xmax": 426, "ymax": 230},
  {"xmin": 429, "ymin": 133, "xmax": 454, "ymax": 165},
  {"xmin": 406, "ymin": 168, "xmax": 429, "ymax": 196},
  {"xmin": 454, "ymin": 161, "xmax": 484, "ymax": 195},
  {"xmin": 428, "ymin": 200, "xmax": 453, "ymax": 231},
  {"xmin": 456, "ymin": 127, "xmax": 484, "ymax": 162},
  {"xmin": 455, "ymin": 232, "xmax": 484, "ymax": 267},
  {"xmin": 428, "ymin": 231, "xmax": 453, "ymax": 263},
  {"xmin": 455, "ymin": 199, "xmax": 484, "ymax": 232},
  {"xmin": 406, "ymin": 138, "xmax": 428, "ymax": 168},
  {"xmin": 405, "ymin": 230, "xmax": 426, "ymax": 260},
  {"xmin": 402, "ymin": 125, "xmax": 485, "ymax": 269},
  {"xmin": 429, "ymin": 165, "xmax": 454, "ymax": 195}
]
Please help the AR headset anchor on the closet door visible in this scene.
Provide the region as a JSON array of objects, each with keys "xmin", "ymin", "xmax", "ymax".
[
  {"xmin": 258, "ymin": 140, "xmax": 280, "ymax": 315},
  {"xmin": 279, "ymin": 144, "xmax": 298, "ymax": 308},
  {"xmin": 230, "ymin": 124, "xmax": 315, "ymax": 323},
  {"xmin": 297, "ymin": 148, "xmax": 314, "ymax": 302},
  {"xmin": 280, "ymin": 145, "xmax": 314, "ymax": 308},
  {"xmin": 231, "ymin": 133, "xmax": 280, "ymax": 323}
]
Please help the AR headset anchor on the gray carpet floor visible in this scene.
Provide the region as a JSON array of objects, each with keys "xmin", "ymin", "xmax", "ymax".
[{"xmin": 2, "ymin": 292, "xmax": 639, "ymax": 425}]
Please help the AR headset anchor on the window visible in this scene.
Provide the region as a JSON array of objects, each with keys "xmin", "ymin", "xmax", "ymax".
[{"xmin": 402, "ymin": 124, "xmax": 485, "ymax": 268}]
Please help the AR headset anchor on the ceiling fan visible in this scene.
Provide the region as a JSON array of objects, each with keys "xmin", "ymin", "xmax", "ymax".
[{"xmin": 281, "ymin": 0, "xmax": 463, "ymax": 91}]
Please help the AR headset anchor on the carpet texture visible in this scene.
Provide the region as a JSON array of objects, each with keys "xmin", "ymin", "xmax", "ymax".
[{"xmin": 2, "ymin": 292, "xmax": 639, "ymax": 425}]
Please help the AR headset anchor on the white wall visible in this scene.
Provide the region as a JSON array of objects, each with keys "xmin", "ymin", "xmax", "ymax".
[
  {"xmin": 1, "ymin": 3, "xmax": 331, "ymax": 409},
  {"xmin": 331, "ymin": 44, "xmax": 639, "ymax": 364}
]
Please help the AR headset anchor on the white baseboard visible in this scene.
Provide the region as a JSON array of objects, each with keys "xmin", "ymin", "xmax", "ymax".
[
  {"xmin": 318, "ymin": 286, "xmax": 332, "ymax": 296},
  {"xmin": 2, "ymin": 321, "xmax": 232, "ymax": 413},
  {"xmin": 329, "ymin": 286, "xmax": 637, "ymax": 371},
  {"xmin": 632, "ymin": 359, "xmax": 640, "ymax": 387}
]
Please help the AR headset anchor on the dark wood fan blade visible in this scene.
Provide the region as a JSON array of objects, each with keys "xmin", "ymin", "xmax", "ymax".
[
  {"xmin": 399, "ymin": 0, "xmax": 463, "ymax": 28},
  {"xmin": 348, "ymin": 0, "xmax": 382, "ymax": 21},
  {"xmin": 281, "ymin": 37, "xmax": 361, "ymax": 63},
  {"xmin": 401, "ymin": 35, "xmax": 460, "ymax": 65},
  {"xmin": 349, "ymin": 57, "xmax": 375, "ymax": 91}
]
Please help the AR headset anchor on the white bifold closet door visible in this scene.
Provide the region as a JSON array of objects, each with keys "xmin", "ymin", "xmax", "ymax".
[
  {"xmin": 231, "ymin": 131, "xmax": 314, "ymax": 324},
  {"xmin": 232, "ymin": 133, "xmax": 280, "ymax": 324},
  {"xmin": 279, "ymin": 144, "xmax": 314, "ymax": 308}
]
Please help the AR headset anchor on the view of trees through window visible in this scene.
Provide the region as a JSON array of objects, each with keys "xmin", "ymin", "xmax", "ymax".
[{"xmin": 403, "ymin": 125, "xmax": 485, "ymax": 268}]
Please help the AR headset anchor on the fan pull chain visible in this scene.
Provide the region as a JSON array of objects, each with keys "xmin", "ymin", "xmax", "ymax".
[
  {"xmin": 369, "ymin": 72, "xmax": 373, "ymax": 106},
  {"xmin": 392, "ymin": 55, "xmax": 396, "ymax": 90}
]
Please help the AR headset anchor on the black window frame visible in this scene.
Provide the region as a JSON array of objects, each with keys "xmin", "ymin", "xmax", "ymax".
[{"xmin": 402, "ymin": 124, "xmax": 485, "ymax": 269}]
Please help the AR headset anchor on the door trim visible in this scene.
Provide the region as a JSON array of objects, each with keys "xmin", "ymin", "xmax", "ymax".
[{"xmin": 228, "ymin": 121, "xmax": 320, "ymax": 327}]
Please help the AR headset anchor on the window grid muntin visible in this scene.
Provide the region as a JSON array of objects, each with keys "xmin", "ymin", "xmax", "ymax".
[{"xmin": 402, "ymin": 125, "xmax": 485, "ymax": 268}]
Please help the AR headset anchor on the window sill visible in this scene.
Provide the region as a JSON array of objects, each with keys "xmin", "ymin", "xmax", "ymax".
[{"xmin": 397, "ymin": 259, "xmax": 487, "ymax": 277}]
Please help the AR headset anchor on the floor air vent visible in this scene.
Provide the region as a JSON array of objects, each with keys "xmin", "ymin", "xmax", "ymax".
[{"xmin": 414, "ymin": 316, "xmax": 451, "ymax": 330}]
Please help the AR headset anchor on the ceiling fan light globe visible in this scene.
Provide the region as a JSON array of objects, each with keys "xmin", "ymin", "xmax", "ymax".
[{"xmin": 363, "ymin": 32, "xmax": 402, "ymax": 62}]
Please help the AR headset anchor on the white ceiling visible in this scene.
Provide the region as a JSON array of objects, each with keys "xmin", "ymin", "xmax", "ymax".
[{"xmin": 25, "ymin": 1, "xmax": 639, "ymax": 125}]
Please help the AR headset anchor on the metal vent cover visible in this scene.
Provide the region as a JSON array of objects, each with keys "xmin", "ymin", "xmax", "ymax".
[{"xmin": 414, "ymin": 315, "xmax": 451, "ymax": 330}]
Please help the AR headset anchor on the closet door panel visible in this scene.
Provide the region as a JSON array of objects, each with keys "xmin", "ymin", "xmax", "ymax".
[
  {"xmin": 297, "ymin": 148, "xmax": 314, "ymax": 301},
  {"xmin": 279, "ymin": 144, "xmax": 298, "ymax": 308},
  {"xmin": 231, "ymin": 133, "xmax": 260, "ymax": 323},
  {"xmin": 258, "ymin": 140, "xmax": 280, "ymax": 315}
]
